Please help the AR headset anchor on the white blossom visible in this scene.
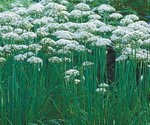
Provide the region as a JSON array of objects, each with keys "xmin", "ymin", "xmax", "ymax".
[
  {"xmin": 109, "ymin": 13, "xmax": 123, "ymax": 19},
  {"xmin": 88, "ymin": 14, "xmax": 102, "ymax": 20},
  {"xmin": 48, "ymin": 56, "xmax": 62, "ymax": 63},
  {"xmin": 28, "ymin": 44, "xmax": 42, "ymax": 52},
  {"xmin": 98, "ymin": 83, "xmax": 109, "ymax": 88},
  {"xmin": 45, "ymin": 3, "xmax": 67, "ymax": 11},
  {"xmin": 2, "ymin": 32, "xmax": 21, "ymax": 41},
  {"xmin": 52, "ymin": 30, "xmax": 74, "ymax": 39},
  {"xmin": 75, "ymin": 3, "xmax": 90, "ymax": 11},
  {"xmin": 120, "ymin": 18, "xmax": 133, "ymax": 26},
  {"xmin": 40, "ymin": 38, "xmax": 56, "ymax": 46},
  {"xmin": 21, "ymin": 32, "xmax": 37, "ymax": 41},
  {"xmin": 96, "ymin": 88, "xmax": 107, "ymax": 93},
  {"xmin": 91, "ymin": 38, "xmax": 112, "ymax": 47},
  {"xmin": 28, "ymin": 3, "xmax": 44, "ymax": 15},
  {"xmin": 116, "ymin": 55, "xmax": 128, "ymax": 61},
  {"xmin": 98, "ymin": 25, "xmax": 112, "ymax": 33},
  {"xmin": 96, "ymin": 4, "xmax": 116, "ymax": 13},
  {"xmin": 15, "ymin": 54, "xmax": 27, "ymax": 61},
  {"xmin": 65, "ymin": 69, "xmax": 80, "ymax": 77},
  {"xmin": 27, "ymin": 56, "xmax": 43, "ymax": 64},
  {"xmin": 0, "ymin": 57, "xmax": 6, "ymax": 63},
  {"xmin": 82, "ymin": 61, "xmax": 94, "ymax": 67},
  {"xmin": 125, "ymin": 14, "xmax": 139, "ymax": 21},
  {"xmin": 74, "ymin": 79, "xmax": 80, "ymax": 84}
]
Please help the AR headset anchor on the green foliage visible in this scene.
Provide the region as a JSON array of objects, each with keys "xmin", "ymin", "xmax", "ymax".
[{"xmin": 109, "ymin": 0, "xmax": 150, "ymax": 20}]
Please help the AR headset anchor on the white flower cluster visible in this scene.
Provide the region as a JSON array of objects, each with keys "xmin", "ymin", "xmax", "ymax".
[
  {"xmin": 96, "ymin": 4, "xmax": 116, "ymax": 13},
  {"xmin": 109, "ymin": 13, "xmax": 123, "ymax": 19},
  {"xmin": 96, "ymin": 83, "xmax": 109, "ymax": 93},
  {"xmin": 0, "ymin": 0, "xmax": 149, "ymax": 72},
  {"xmin": 48, "ymin": 56, "xmax": 62, "ymax": 63},
  {"xmin": 65, "ymin": 69, "xmax": 80, "ymax": 77},
  {"xmin": 91, "ymin": 38, "xmax": 112, "ymax": 47},
  {"xmin": 64, "ymin": 69, "xmax": 80, "ymax": 83},
  {"xmin": 27, "ymin": 56, "xmax": 43, "ymax": 64},
  {"xmin": 28, "ymin": 3, "xmax": 44, "ymax": 15},
  {"xmin": 0, "ymin": 57, "xmax": 6, "ymax": 63}
]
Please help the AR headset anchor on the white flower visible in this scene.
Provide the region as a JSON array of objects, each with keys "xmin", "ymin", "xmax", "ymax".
[
  {"xmin": 0, "ymin": 47, "xmax": 3, "ymax": 52},
  {"xmin": 24, "ymin": 52, "xmax": 34, "ymax": 57},
  {"xmin": 133, "ymin": 49, "xmax": 149, "ymax": 61},
  {"xmin": 125, "ymin": 14, "xmax": 139, "ymax": 21},
  {"xmin": 133, "ymin": 21, "xmax": 150, "ymax": 28},
  {"xmin": 64, "ymin": 43, "xmax": 86, "ymax": 52},
  {"xmin": 82, "ymin": 0, "xmax": 95, "ymax": 2},
  {"xmin": 32, "ymin": 16, "xmax": 54, "ymax": 26},
  {"xmin": 0, "ymin": 26, "xmax": 13, "ymax": 34},
  {"xmin": 122, "ymin": 31, "xmax": 145, "ymax": 44},
  {"xmin": 40, "ymin": 38, "xmax": 56, "ymax": 46},
  {"xmin": 121, "ymin": 48, "xmax": 150, "ymax": 61},
  {"xmin": 15, "ymin": 54, "xmax": 27, "ymax": 61},
  {"xmin": 79, "ymin": 22, "xmax": 97, "ymax": 32},
  {"xmin": 61, "ymin": 0, "xmax": 69, "ymax": 5},
  {"xmin": 82, "ymin": 11, "xmax": 95, "ymax": 16},
  {"xmin": 27, "ymin": 56, "xmax": 43, "ymax": 64},
  {"xmin": 65, "ymin": 69, "xmax": 80, "ymax": 77},
  {"xmin": 28, "ymin": 44, "xmax": 42, "ymax": 52},
  {"xmin": 45, "ymin": 3, "xmax": 67, "ymax": 11},
  {"xmin": 87, "ymin": 35, "xmax": 100, "ymax": 43},
  {"xmin": 88, "ymin": 14, "xmax": 101, "ymax": 20},
  {"xmin": 13, "ymin": 45, "xmax": 28, "ymax": 50},
  {"xmin": 143, "ymin": 39, "xmax": 150, "ymax": 45},
  {"xmin": 47, "ymin": 46, "xmax": 56, "ymax": 53},
  {"xmin": 120, "ymin": 18, "xmax": 133, "ymax": 26},
  {"xmin": 74, "ymin": 31, "xmax": 94, "ymax": 40},
  {"xmin": 98, "ymin": 25, "xmax": 112, "ymax": 33},
  {"xmin": 52, "ymin": 30, "xmax": 74, "ymax": 39},
  {"xmin": 11, "ymin": 7, "xmax": 28, "ymax": 16},
  {"xmin": 82, "ymin": 61, "xmax": 94, "ymax": 67},
  {"xmin": 74, "ymin": 79, "xmax": 80, "ymax": 84},
  {"xmin": 127, "ymin": 22, "xmax": 150, "ymax": 34},
  {"xmin": 12, "ymin": 20, "xmax": 33, "ymax": 30},
  {"xmin": 89, "ymin": 20, "xmax": 106, "ymax": 27},
  {"xmin": 0, "ymin": 57, "xmax": 6, "ymax": 63},
  {"xmin": 14, "ymin": 28, "xmax": 25, "ymax": 34},
  {"xmin": 91, "ymin": 38, "xmax": 112, "ymax": 47},
  {"xmin": 0, "ymin": 11, "xmax": 21, "ymax": 24},
  {"xmin": 109, "ymin": 13, "xmax": 123, "ymax": 19},
  {"xmin": 116, "ymin": 55, "xmax": 128, "ymax": 61},
  {"xmin": 112, "ymin": 27, "xmax": 130, "ymax": 36},
  {"xmin": 96, "ymin": 4, "xmax": 116, "ymax": 13},
  {"xmin": 62, "ymin": 22, "xmax": 79, "ymax": 32},
  {"xmin": 57, "ymin": 49, "xmax": 71, "ymax": 55},
  {"xmin": 48, "ymin": 56, "xmax": 62, "ymax": 63},
  {"xmin": 2, "ymin": 32, "xmax": 21, "ymax": 41},
  {"xmin": 28, "ymin": 3, "xmax": 44, "ymax": 15},
  {"xmin": 69, "ymin": 10, "xmax": 82, "ymax": 18},
  {"xmin": 63, "ymin": 57, "xmax": 71, "ymax": 62},
  {"xmin": 56, "ymin": 39, "xmax": 79, "ymax": 47},
  {"xmin": 36, "ymin": 27, "xmax": 49, "ymax": 37},
  {"xmin": 2, "ymin": 44, "xmax": 13, "ymax": 53},
  {"xmin": 110, "ymin": 34, "xmax": 121, "ymax": 41},
  {"xmin": 47, "ymin": 23, "xmax": 60, "ymax": 32},
  {"xmin": 96, "ymin": 88, "xmax": 107, "ymax": 93},
  {"xmin": 74, "ymin": 3, "xmax": 90, "ymax": 11},
  {"xmin": 21, "ymin": 32, "xmax": 37, "ymax": 41},
  {"xmin": 98, "ymin": 83, "xmax": 109, "ymax": 88}
]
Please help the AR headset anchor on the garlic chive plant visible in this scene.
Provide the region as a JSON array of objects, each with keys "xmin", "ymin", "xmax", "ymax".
[{"xmin": 0, "ymin": 0, "xmax": 150, "ymax": 125}]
